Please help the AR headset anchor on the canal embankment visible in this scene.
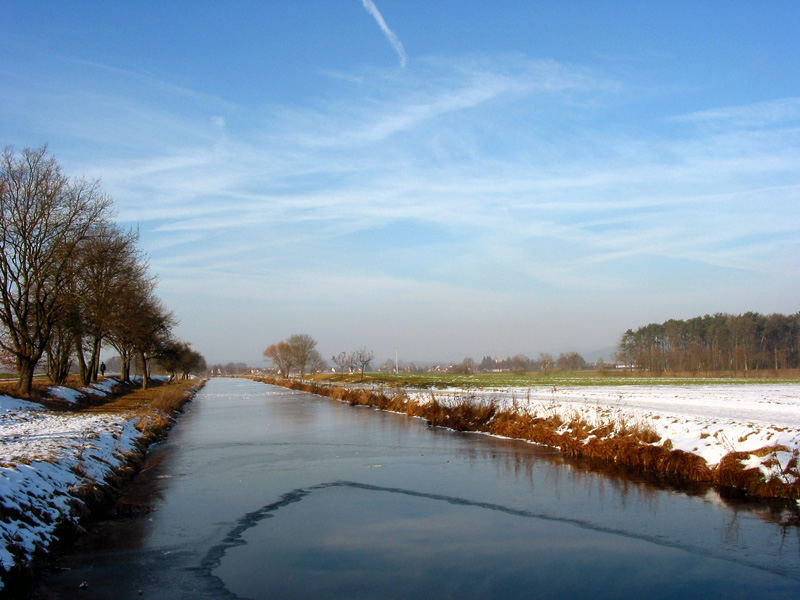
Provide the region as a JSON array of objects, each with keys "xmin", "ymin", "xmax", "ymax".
[
  {"xmin": 255, "ymin": 376, "xmax": 800, "ymax": 500},
  {"xmin": 30, "ymin": 377, "xmax": 800, "ymax": 599},
  {"xmin": 0, "ymin": 377, "xmax": 205, "ymax": 597}
]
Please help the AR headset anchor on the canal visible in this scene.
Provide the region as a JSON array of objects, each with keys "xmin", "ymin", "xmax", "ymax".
[{"xmin": 32, "ymin": 378, "xmax": 800, "ymax": 599}]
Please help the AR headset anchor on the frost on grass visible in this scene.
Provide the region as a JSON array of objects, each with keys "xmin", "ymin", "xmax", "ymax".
[{"xmin": 0, "ymin": 391, "xmax": 141, "ymax": 589}]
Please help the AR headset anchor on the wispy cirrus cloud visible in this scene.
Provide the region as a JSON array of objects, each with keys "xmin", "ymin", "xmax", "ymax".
[
  {"xmin": 6, "ymin": 41, "xmax": 799, "ymax": 360},
  {"xmin": 91, "ymin": 62, "xmax": 797, "ymax": 287},
  {"xmin": 360, "ymin": 0, "xmax": 408, "ymax": 68},
  {"xmin": 265, "ymin": 56, "xmax": 606, "ymax": 149},
  {"xmin": 669, "ymin": 97, "xmax": 800, "ymax": 128}
]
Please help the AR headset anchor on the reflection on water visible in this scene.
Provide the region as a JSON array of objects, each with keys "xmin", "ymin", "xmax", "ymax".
[
  {"xmin": 453, "ymin": 436, "xmax": 800, "ymax": 529},
  {"xmin": 210, "ymin": 482, "xmax": 798, "ymax": 600},
  {"xmin": 32, "ymin": 378, "xmax": 800, "ymax": 600}
]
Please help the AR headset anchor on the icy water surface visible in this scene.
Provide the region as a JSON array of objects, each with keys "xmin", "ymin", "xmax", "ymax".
[{"xmin": 33, "ymin": 378, "xmax": 800, "ymax": 599}]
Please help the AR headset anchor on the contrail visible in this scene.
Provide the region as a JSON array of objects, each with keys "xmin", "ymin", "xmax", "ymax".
[{"xmin": 361, "ymin": 0, "xmax": 407, "ymax": 68}]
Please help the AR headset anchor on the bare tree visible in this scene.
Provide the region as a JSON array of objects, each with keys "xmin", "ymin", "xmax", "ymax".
[
  {"xmin": 132, "ymin": 296, "xmax": 176, "ymax": 389},
  {"xmin": 0, "ymin": 145, "xmax": 111, "ymax": 395},
  {"xmin": 286, "ymin": 334, "xmax": 319, "ymax": 378},
  {"xmin": 43, "ymin": 224, "xmax": 144, "ymax": 386},
  {"xmin": 263, "ymin": 334, "xmax": 321, "ymax": 378},
  {"xmin": 72, "ymin": 223, "xmax": 146, "ymax": 385},
  {"xmin": 156, "ymin": 339, "xmax": 186, "ymax": 381},
  {"xmin": 45, "ymin": 315, "xmax": 76, "ymax": 385},
  {"xmin": 263, "ymin": 341, "xmax": 294, "ymax": 377},
  {"xmin": 451, "ymin": 357, "xmax": 475, "ymax": 374},
  {"xmin": 331, "ymin": 351, "xmax": 353, "ymax": 374},
  {"xmin": 350, "ymin": 347, "xmax": 375, "ymax": 381},
  {"xmin": 537, "ymin": 352, "xmax": 554, "ymax": 374},
  {"xmin": 106, "ymin": 270, "xmax": 173, "ymax": 389},
  {"xmin": 510, "ymin": 354, "xmax": 530, "ymax": 373},
  {"xmin": 157, "ymin": 340, "xmax": 206, "ymax": 380},
  {"xmin": 556, "ymin": 351, "xmax": 586, "ymax": 371},
  {"xmin": 307, "ymin": 350, "xmax": 326, "ymax": 375}
]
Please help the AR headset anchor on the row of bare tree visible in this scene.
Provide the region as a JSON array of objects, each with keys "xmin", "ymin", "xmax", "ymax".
[
  {"xmin": 0, "ymin": 145, "xmax": 204, "ymax": 395},
  {"xmin": 616, "ymin": 312, "xmax": 800, "ymax": 373},
  {"xmin": 331, "ymin": 347, "xmax": 374, "ymax": 379},
  {"xmin": 262, "ymin": 335, "xmax": 376, "ymax": 381},
  {"xmin": 469, "ymin": 352, "xmax": 587, "ymax": 373}
]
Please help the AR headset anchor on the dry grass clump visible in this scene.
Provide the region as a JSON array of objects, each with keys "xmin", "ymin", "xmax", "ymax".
[
  {"xmin": 132, "ymin": 380, "xmax": 202, "ymax": 437},
  {"xmin": 564, "ymin": 415, "xmax": 593, "ymax": 441},
  {"xmin": 329, "ymin": 387, "xmax": 349, "ymax": 401},
  {"xmin": 149, "ymin": 385, "xmax": 193, "ymax": 414},
  {"xmin": 490, "ymin": 411, "xmax": 565, "ymax": 448},
  {"xmin": 423, "ymin": 397, "xmax": 497, "ymax": 432},
  {"xmin": 710, "ymin": 445, "xmax": 800, "ymax": 498},
  {"xmin": 715, "ymin": 452, "xmax": 765, "ymax": 491},
  {"xmin": 255, "ymin": 376, "xmax": 426, "ymax": 417},
  {"xmin": 657, "ymin": 449, "xmax": 712, "ymax": 480}
]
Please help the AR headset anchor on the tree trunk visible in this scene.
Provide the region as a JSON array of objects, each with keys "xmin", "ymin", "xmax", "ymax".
[
  {"xmin": 121, "ymin": 352, "xmax": 131, "ymax": 383},
  {"xmin": 76, "ymin": 336, "xmax": 90, "ymax": 386},
  {"xmin": 16, "ymin": 357, "xmax": 36, "ymax": 397},
  {"xmin": 140, "ymin": 351, "xmax": 149, "ymax": 389},
  {"xmin": 89, "ymin": 337, "xmax": 102, "ymax": 382},
  {"xmin": 47, "ymin": 352, "xmax": 71, "ymax": 385}
]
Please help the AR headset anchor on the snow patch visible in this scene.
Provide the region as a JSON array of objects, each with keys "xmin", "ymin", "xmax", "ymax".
[
  {"xmin": 47, "ymin": 386, "xmax": 84, "ymax": 404},
  {"xmin": 0, "ymin": 379, "xmax": 143, "ymax": 590},
  {"xmin": 409, "ymin": 383, "xmax": 800, "ymax": 475}
]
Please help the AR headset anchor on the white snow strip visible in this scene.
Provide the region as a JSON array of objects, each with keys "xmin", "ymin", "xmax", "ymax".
[
  {"xmin": 0, "ymin": 380, "xmax": 144, "ymax": 590},
  {"xmin": 408, "ymin": 383, "xmax": 800, "ymax": 475},
  {"xmin": 47, "ymin": 386, "xmax": 84, "ymax": 404}
]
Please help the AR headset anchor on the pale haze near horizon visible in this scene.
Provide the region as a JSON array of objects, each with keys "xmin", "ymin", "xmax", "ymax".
[{"xmin": 2, "ymin": 1, "xmax": 798, "ymax": 366}]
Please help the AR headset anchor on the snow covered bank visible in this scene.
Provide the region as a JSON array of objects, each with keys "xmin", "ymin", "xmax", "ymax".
[
  {"xmin": 407, "ymin": 383, "xmax": 800, "ymax": 494},
  {"xmin": 0, "ymin": 379, "xmax": 190, "ymax": 594}
]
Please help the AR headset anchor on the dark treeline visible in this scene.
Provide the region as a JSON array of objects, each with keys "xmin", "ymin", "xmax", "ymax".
[
  {"xmin": 444, "ymin": 352, "xmax": 588, "ymax": 374},
  {"xmin": 209, "ymin": 362, "xmax": 251, "ymax": 375},
  {"xmin": 616, "ymin": 312, "xmax": 800, "ymax": 373},
  {"xmin": 475, "ymin": 352, "xmax": 588, "ymax": 373}
]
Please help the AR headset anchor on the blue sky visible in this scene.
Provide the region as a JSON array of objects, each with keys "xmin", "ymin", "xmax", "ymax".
[{"xmin": 2, "ymin": 1, "xmax": 799, "ymax": 366}]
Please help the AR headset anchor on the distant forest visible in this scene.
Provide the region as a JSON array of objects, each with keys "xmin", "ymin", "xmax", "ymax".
[{"xmin": 616, "ymin": 312, "xmax": 799, "ymax": 373}]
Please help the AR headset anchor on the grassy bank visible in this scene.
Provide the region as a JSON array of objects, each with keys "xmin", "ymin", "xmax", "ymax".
[{"xmin": 254, "ymin": 376, "xmax": 800, "ymax": 500}]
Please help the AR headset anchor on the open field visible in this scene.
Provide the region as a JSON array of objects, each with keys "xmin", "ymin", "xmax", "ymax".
[{"xmin": 311, "ymin": 369, "xmax": 800, "ymax": 389}]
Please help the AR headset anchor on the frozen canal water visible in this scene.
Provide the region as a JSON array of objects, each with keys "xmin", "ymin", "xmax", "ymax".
[{"xmin": 32, "ymin": 378, "xmax": 800, "ymax": 599}]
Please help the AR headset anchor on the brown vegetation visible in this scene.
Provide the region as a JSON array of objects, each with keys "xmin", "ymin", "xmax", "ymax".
[
  {"xmin": 254, "ymin": 376, "xmax": 800, "ymax": 499},
  {"xmin": 78, "ymin": 378, "xmax": 203, "ymax": 440}
]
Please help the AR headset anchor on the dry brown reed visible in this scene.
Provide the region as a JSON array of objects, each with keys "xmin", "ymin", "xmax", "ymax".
[
  {"xmin": 127, "ymin": 380, "xmax": 202, "ymax": 441},
  {"xmin": 710, "ymin": 445, "xmax": 800, "ymax": 497}
]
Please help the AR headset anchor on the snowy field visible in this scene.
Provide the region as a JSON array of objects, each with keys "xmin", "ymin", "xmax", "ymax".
[
  {"xmin": 408, "ymin": 383, "xmax": 800, "ymax": 484},
  {"xmin": 0, "ymin": 380, "xmax": 142, "ymax": 591}
]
